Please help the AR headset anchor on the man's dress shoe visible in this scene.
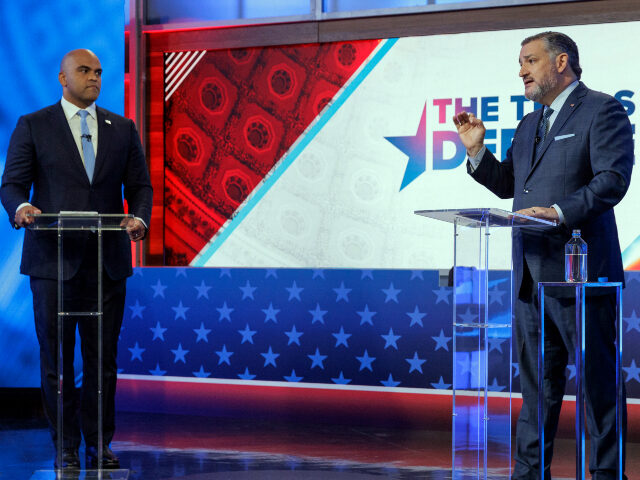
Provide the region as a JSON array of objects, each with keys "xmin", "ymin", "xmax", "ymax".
[
  {"xmin": 85, "ymin": 445, "xmax": 121, "ymax": 469},
  {"xmin": 53, "ymin": 448, "xmax": 80, "ymax": 469}
]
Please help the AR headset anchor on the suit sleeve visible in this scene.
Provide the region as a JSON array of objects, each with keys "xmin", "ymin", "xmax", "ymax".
[
  {"xmin": 555, "ymin": 97, "xmax": 633, "ymax": 228},
  {"xmin": 0, "ymin": 116, "xmax": 36, "ymax": 225},
  {"xmin": 466, "ymin": 120, "xmax": 524, "ymax": 200},
  {"xmin": 122, "ymin": 119, "xmax": 153, "ymax": 227}
]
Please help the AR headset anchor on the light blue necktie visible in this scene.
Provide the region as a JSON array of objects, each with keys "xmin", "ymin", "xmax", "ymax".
[{"xmin": 77, "ymin": 110, "xmax": 95, "ymax": 182}]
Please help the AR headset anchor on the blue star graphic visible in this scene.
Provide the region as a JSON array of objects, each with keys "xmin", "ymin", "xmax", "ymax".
[
  {"xmin": 309, "ymin": 303, "xmax": 327, "ymax": 324},
  {"xmin": 215, "ymin": 344, "xmax": 234, "ymax": 365},
  {"xmin": 172, "ymin": 301, "xmax": 189, "ymax": 320},
  {"xmin": 286, "ymin": 281, "xmax": 304, "ymax": 301},
  {"xmin": 133, "ymin": 267, "xmax": 143, "ymax": 276},
  {"xmin": 381, "ymin": 327, "xmax": 401, "ymax": 349},
  {"xmin": 566, "ymin": 364, "xmax": 576, "ymax": 381},
  {"xmin": 194, "ymin": 280, "xmax": 212, "ymax": 299},
  {"xmin": 219, "ymin": 268, "xmax": 231, "ymax": 278},
  {"xmin": 332, "ymin": 326, "xmax": 351, "ymax": 347},
  {"xmin": 284, "ymin": 325, "xmax": 304, "ymax": 346},
  {"xmin": 384, "ymin": 103, "xmax": 427, "ymax": 191},
  {"xmin": 623, "ymin": 359, "xmax": 640, "ymax": 383},
  {"xmin": 457, "ymin": 356, "xmax": 472, "ymax": 375},
  {"xmin": 193, "ymin": 365, "xmax": 211, "ymax": 378},
  {"xmin": 512, "ymin": 362, "xmax": 520, "ymax": 378},
  {"xmin": 356, "ymin": 350, "xmax": 376, "ymax": 371},
  {"xmin": 151, "ymin": 279, "xmax": 167, "ymax": 298},
  {"xmin": 357, "ymin": 305, "xmax": 376, "ymax": 326},
  {"xmin": 128, "ymin": 300, "xmax": 146, "ymax": 319},
  {"xmin": 331, "ymin": 371, "xmax": 351, "ymax": 384},
  {"xmin": 432, "ymin": 286, "xmax": 452, "ymax": 304},
  {"xmin": 381, "ymin": 283, "xmax": 401, "ymax": 303},
  {"xmin": 406, "ymin": 306, "xmax": 426, "ymax": 327},
  {"xmin": 333, "ymin": 282, "xmax": 352, "ymax": 302},
  {"xmin": 284, "ymin": 369, "xmax": 303, "ymax": 382},
  {"xmin": 488, "ymin": 285, "xmax": 506, "ymax": 305},
  {"xmin": 238, "ymin": 367, "xmax": 256, "ymax": 380},
  {"xmin": 626, "ymin": 271, "xmax": 640, "ymax": 284},
  {"xmin": 128, "ymin": 342, "xmax": 145, "ymax": 361},
  {"xmin": 171, "ymin": 343, "xmax": 189, "ymax": 363},
  {"xmin": 261, "ymin": 346, "xmax": 280, "ymax": 367},
  {"xmin": 361, "ymin": 270, "xmax": 374, "ymax": 280},
  {"xmin": 431, "ymin": 376, "xmax": 451, "ymax": 389},
  {"xmin": 149, "ymin": 363, "xmax": 166, "ymax": 376},
  {"xmin": 193, "ymin": 322, "xmax": 212, "ymax": 342},
  {"xmin": 238, "ymin": 324, "xmax": 257, "ymax": 344},
  {"xmin": 150, "ymin": 321, "xmax": 167, "ymax": 341},
  {"xmin": 410, "ymin": 270, "xmax": 424, "ymax": 280},
  {"xmin": 262, "ymin": 302, "xmax": 280, "ymax": 323},
  {"xmin": 217, "ymin": 301, "xmax": 234, "ymax": 321},
  {"xmin": 308, "ymin": 348, "xmax": 328, "ymax": 369},
  {"xmin": 487, "ymin": 377, "xmax": 506, "ymax": 392},
  {"xmin": 175, "ymin": 267, "xmax": 187, "ymax": 277},
  {"xmin": 432, "ymin": 329, "xmax": 452, "ymax": 351},
  {"xmin": 239, "ymin": 280, "xmax": 257, "ymax": 300},
  {"xmin": 488, "ymin": 336, "xmax": 507, "ymax": 353},
  {"xmin": 265, "ymin": 269, "xmax": 277, "ymax": 278},
  {"xmin": 624, "ymin": 310, "xmax": 640, "ymax": 333},
  {"xmin": 312, "ymin": 269, "xmax": 325, "ymax": 279},
  {"xmin": 380, "ymin": 373, "xmax": 401, "ymax": 387},
  {"xmin": 406, "ymin": 352, "xmax": 427, "ymax": 373},
  {"xmin": 457, "ymin": 307, "xmax": 479, "ymax": 324}
]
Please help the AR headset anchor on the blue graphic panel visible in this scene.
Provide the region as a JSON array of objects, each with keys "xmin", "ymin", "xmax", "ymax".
[{"xmin": 0, "ymin": 0, "xmax": 124, "ymax": 387}]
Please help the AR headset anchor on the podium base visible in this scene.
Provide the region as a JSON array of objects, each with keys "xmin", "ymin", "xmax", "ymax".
[{"xmin": 30, "ymin": 469, "xmax": 129, "ymax": 479}]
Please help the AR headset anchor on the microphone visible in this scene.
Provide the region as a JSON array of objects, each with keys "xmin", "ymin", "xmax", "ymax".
[{"xmin": 81, "ymin": 134, "xmax": 92, "ymax": 141}]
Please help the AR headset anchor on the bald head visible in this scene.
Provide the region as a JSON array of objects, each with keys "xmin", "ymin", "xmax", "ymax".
[{"xmin": 58, "ymin": 49, "xmax": 102, "ymax": 108}]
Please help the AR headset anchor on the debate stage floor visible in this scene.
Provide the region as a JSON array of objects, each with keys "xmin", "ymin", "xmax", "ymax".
[{"xmin": 1, "ymin": 412, "xmax": 639, "ymax": 479}]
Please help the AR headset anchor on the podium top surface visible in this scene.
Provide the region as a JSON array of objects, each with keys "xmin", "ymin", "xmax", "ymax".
[
  {"xmin": 26, "ymin": 212, "xmax": 134, "ymax": 231},
  {"xmin": 414, "ymin": 208, "xmax": 557, "ymax": 228}
]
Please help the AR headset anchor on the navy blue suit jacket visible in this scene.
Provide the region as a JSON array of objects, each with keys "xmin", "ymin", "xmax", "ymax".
[
  {"xmin": 1, "ymin": 101, "xmax": 153, "ymax": 281},
  {"xmin": 469, "ymin": 82, "xmax": 633, "ymax": 297}
]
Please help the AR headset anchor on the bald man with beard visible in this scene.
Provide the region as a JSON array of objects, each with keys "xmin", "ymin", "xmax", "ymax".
[{"xmin": 1, "ymin": 49, "xmax": 153, "ymax": 470}]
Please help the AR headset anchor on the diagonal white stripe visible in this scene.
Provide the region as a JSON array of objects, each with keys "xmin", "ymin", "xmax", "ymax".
[
  {"xmin": 165, "ymin": 50, "xmax": 197, "ymax": 87},
  {"xmin": 165, "ymin": 52, "xmax": 176, "ymax": 65},
  {"xmin": 165, "ymin": 50, "xmax": 206, "ymax": 101},
  {"xmin": 166, "ymin": 51, "xmax": 185, "ymax": 71}
]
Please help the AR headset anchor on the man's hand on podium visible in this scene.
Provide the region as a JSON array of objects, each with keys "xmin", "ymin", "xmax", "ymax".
[
  {"xmin": 15, "ymin": 205, "xmax": 41, "ymax": 229},
  {"xmin": 122, "ymin": 217, "xmax": 147, "ymax": 242},
  {"xmin": 515, "ymin": 206, "xmax": 559, "ymax": 222}
]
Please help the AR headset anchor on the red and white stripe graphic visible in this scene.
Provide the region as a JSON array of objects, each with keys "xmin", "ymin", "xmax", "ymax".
[{"xmin": 164, "ymin": 50, "xmax": 207, "ymax": 101}]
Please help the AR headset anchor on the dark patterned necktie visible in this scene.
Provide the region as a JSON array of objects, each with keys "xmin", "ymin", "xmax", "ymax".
[{"xmin": 535, "ymin": 107, "xmax": 554, "ymax": 159}]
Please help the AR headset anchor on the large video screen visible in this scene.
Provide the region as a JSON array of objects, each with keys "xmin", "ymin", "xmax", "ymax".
[{"xmin": 159, "ymin": 23, "xmax": 639, "ymax": 271}]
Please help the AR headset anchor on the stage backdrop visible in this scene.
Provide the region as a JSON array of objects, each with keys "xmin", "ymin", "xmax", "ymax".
[
  {"xmin": 158, "ymin": 23, "xmax": 639, "ymax": 271},
  {"xmin": 0, "ymin": 0, "xmax": 125, "ymax": 387}
]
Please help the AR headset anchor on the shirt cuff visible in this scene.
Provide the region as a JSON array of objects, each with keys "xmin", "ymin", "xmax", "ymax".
[
  {"xmin": 467, "ymin": 146, "xmax": 487, "ymax": 172},
  {"xmin": 134, "ymin": 217, "xmax": 148, "ymax": 230},
  {"xmin": 16, "ymin": 202, "xmax": 31, "ymax": 214},
  {"xmin": 551, "ymin": 204, "xmax": 565, "ymax": 224}
]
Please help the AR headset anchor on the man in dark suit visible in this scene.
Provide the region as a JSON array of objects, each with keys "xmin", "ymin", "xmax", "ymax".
[
  {"xmin": 1, "ymin": 49, "xmax": 153, "ymax": 469},
  {"xmin": 452, "ymin": 32, "xmax": 633, "ymax": 479}
]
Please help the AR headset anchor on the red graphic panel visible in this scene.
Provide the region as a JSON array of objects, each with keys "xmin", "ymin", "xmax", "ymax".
[{"xmin": 163, "ymin": 40, "xmax": 381, "ymax": 265}]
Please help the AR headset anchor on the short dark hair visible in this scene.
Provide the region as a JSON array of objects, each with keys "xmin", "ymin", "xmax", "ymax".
[{"xmin": 521, "ymin": 31, "xmax": 582, "ymax": 80}]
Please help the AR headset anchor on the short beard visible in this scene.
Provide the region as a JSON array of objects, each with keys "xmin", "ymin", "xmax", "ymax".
[{"xmin": 525, "ymin": 70, "xmax": 558, "ymax": 103}]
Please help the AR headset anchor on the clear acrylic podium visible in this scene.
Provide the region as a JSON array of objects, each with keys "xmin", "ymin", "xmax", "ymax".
[
  {"xmin": 538, "ymin": 282, "xmax": 624, "ymax": 480},
  {"xmin": 28, "ymin": 212, "xmax": 132, "ymax": 480},
  {"xmin": 414, "ymin": 208, "xmax": 556, "ymax": 480}
]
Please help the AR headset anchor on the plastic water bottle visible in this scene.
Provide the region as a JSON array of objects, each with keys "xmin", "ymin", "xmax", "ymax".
[{"xmin": 565, "ymin": 229, "xmax": 587, "ymax": 282}]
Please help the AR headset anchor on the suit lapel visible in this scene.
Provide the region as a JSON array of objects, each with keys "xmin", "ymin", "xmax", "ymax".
[
  {"xmin": 528, "ymin": 82, "xmax": 587, "ymax": 174},
  {"xmin": 49, "ymin": 103, "xmax": 89, "ymax": 183},
  {"xmin": 94, "ymin": 107, "xmax": 112, "ymax": 181}
]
